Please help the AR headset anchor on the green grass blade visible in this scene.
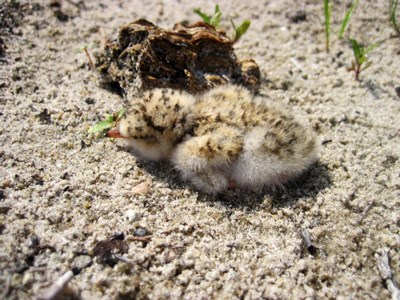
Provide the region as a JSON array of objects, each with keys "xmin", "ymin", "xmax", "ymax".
[
  {"xmin": 389, "ymin": 0, "xmax": 400, "ymax": 34},
  {"xmin": 324, "ymin": 0, "xmax": 331, "ymax": 52},
  {"xmin": 338, "ymin": 0, "xmax": 359, "ymax": 39},
  {"xmin": 349, "ymin": 38, "xmax": 361, "ymax": 62},
  {"xmin": 194, "ymin": 9, "xmax": 211, "ymax": 24},
  {"xmin": 234, "ymin": 20, "xmax": 251, "ymax": 41},
  {"xmin": 361, "ymin": 61, "xmax": 373, "ymax": 71},
  {"xmin": 358, "ymin": 55, "xmax": 366, "ymax": 64},
  {"xmin": 215, "ymin": 4, "xmax": 221, "ymax": 14},
  {"xmin": 210, "ymin": 11, "xmax": 222, "ymax": 27},
  {"xmin": 230, "ymin": 18, "xmax": 237, "ymax": 31},
  {"xmin": 89, "ymin": 108, "xmax": 126, "ymax": 135},
  {"xmin": 116, "ymin": 108, "xmax": 126, "ymax": 121},
  {"xmin": 364, "ymin": 40, "xmax": 381, "ymax": 55},
  {"xmin": 88, "ymin": 117, "xmax": 114, "ymax": 134}
]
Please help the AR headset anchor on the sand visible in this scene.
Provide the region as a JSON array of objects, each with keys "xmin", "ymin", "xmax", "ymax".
[{"xmin": 0, "ymin": 0, "xmax": 399, "ymax": 299}]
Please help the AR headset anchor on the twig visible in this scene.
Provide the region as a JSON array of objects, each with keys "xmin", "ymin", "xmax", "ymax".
[
  {"xmin": 127, "ymin": 236, "xmax": 152, "ymax": 243},
  {"xmin": 38, "ymin": 270, "xmax": 74, "ymax": 300},
  {"xmin": 355, "ymin": 62, "xmax": 361, "ymax": 81},
  {"xmin": 83, "ymin": 46, "xmax": 94, "ymax": 71},
  {"xmin": 300, "ymin": 229, "xmax": 318, "ymax": 256},
  {"xmin": 170, "ymin": 244, "xmax": 185, "ymax": 250},
  {"xmin": 358, "ymin": 200, "xmax": 375, "ymax": 224},
  {"xmin": 375, "ymin": 249, "xmax": 400, "ymax": 300}
]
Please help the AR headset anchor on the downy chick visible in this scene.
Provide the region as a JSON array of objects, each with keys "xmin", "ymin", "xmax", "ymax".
[
  {"xmin": 118, "ymin": 88, "xmax": 196, "ymax": 161},
  {"xmin": 117, "ymin": 84, "xmax": 319, "ymax": 193}
]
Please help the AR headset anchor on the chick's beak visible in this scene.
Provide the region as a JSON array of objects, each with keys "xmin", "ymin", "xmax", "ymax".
[{"xmin": 106, "ymin": 128, "xmax": 127, "ymax": 139}]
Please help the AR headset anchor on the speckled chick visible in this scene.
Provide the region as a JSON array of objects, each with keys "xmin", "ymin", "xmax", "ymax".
[
  {"xmin": 118, "ymin": 84, "xmax": 319, "ymax": 193},
  {"xmin": 118, "ymin": 88, "xmax": 196, "ymax": 161}
]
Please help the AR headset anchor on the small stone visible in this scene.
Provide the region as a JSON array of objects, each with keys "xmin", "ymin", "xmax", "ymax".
[
  {"xmin": 29, "ymin": 234, "xmax": 40, "ymax": 248},
  {"xmin": 134, "ymin": 227, "xmax": 147, "ymax": 237},
  {"xmin": 85, "ymin": 97, "xmax": 95, "ymax": 105},
  {"xmin": 132, "ymin": 181, "xmax": 150, "ymax": 195},
  {"xmin": 125, "ymin": 209, "xmax": 141, "ymax": 222},
  {"xmin": 83, "ymin": 201, "xmax": 92, "ymax": 209},
  {"xmin": 22, "ymin": 272, "xmax": 34, "ymax": 285},
  {"xmin": 72, "ymin": 255, "xmax": 92, "ymax": 272},
  {"xmin": 1, "ymin": 180, "xmax": 12, "ymax": 188}
]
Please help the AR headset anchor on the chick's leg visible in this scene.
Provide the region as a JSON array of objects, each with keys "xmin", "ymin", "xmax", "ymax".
[{"xmin": 172, "ymin": 126, "xmax": 243, "ymax": 193}]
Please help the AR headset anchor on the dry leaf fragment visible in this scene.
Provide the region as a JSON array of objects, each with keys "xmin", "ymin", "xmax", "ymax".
[{"xmin": 93, "ymin": 233, "xmax": 129, "ymax": 266}]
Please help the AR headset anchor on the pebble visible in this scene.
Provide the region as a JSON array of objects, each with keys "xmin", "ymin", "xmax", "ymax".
[
  {"xmin": 131, "ymin": 181, "xmax": 150, "ymax": 195},
  {"xmin": 22, "ymin": 272, "xmax": 34, "ymax": 285},
  {"xmin": 72, "ymin": 255, "xmax": 92, "ymax": 271},
  {"xmin": 125, "ymin": 209, "xmax": 141, "ymax": 222},
  {"xmin": 134, "ymin": 227, "xmax": 147, "ymax": 237}
]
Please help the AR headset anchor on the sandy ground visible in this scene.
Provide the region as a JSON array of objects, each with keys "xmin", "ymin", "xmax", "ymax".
[{"xmin": 0, "ymin": 0, "xmax": 399, "ymax": 299}]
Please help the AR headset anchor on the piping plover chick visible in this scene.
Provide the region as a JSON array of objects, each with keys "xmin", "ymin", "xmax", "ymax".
[{"xmin": 117, "ymin": 84, "xmax": 319, "ymax": 193}]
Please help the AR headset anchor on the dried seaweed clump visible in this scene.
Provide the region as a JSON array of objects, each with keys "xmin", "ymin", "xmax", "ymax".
[{"xmin": 95, "ymin": 19, "xmax": 260, "ymax": 95}]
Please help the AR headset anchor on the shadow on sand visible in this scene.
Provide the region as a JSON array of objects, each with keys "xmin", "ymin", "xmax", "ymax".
[{"xmin": 130, "ymin": 149, "xmax": 331, "ymax": 212}]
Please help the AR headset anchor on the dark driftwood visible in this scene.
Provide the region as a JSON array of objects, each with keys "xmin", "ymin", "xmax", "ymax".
[{"xmin": 95, "ymin": 19, "xmax": 260, "ymax": 95}]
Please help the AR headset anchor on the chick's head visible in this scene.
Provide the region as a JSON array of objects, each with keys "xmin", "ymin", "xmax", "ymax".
[{"xmin": 118, "ymin": 89, "xmax": 195, "ymax": 160}]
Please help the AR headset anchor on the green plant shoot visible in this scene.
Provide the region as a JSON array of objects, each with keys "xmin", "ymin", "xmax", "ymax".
[
  {"xmin": 389, "ymin": 0, "xmax": 400, "ymax": 36},
  {"xmin": 210, "ymin": 5, "xmax": 222, "ymax": 27},
  {"xmin": 194, "ymin": 4, "xmax": 250, "ymax": 42},
  {"xmin": 88, "ymin": 108, "xmax": 126, "ymax": 136},
  {"xmin": 338, "ymin": 0, "xmax": 359, "ymax": 39},
  {"xmin": 231, "ymin": 19, "xmax": 251, "ymax": 42},
  {"xmin": 193, "ymin": 9, "xmax": 211, "ymax": 24},
  {"xmin": 324, "ymin": 0, "xmax": 331, "ymax": 52},
  {"xmin": 348, "ymin": 38, "xmax": 381, "ymax": 81},
  {"xmin": 194, "ymin": 5, "xmax": 221, "ymax": 28}
]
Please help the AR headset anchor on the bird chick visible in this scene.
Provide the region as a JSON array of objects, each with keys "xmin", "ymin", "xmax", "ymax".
[
  {"xmin": 117, "ymin": 84, "xmax": 319, "ymax": 193},
  {"xmin": 118, "ymin": 88, "xmax": 196, "ymax": 161}
]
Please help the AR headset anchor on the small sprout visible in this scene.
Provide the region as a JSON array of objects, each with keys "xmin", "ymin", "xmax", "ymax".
[
  {"xmin": 348, "ymin": 38, "xmax": 381, "ymax": 81},
  {"xmin": 210, "ymin": 5, "xmax": 222, "ymax": 28},
  {"xmin": 338, "ymin": 0, "xmax": 359, "ymax": 39},
  {"xmin": 88, "ymin": 115, "xmax": 114, "ymax": 135},
  {"xmin": 194, "ymin": 5, "xmax": 221, "ymax": 27},
  {"xmin": 88, "ymin": 108, "xmax": 126, "ymax": 136},
  {"xmin": 324, "ymin": 0, "xmax": 359, "ymax": 50},
  {"xmin": 116, "ymin": 108, "xmax": 126, "ymax": 120},
  {"xmin": 389, "ymin": 0, "xmax": 400, "ymax": 36},
  {"xmin": 324, "ymin": 0, "xmax": 331, "ymax": 52},
  {"xmin": 193, "ymin": 8, "xmax": 211, "ymax": 24},
  {"xmin": 194, "ymin": 4, "xmax": 250, "ymax": 42},
  {"xmin": 231, "ymin": 19, "xmax": 251, "ymax": 42}
]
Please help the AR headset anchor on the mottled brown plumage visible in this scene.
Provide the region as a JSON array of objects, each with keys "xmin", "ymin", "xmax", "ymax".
[{"xmin": 118, "ymin": 84, "xmax": 319, "ymax": 193}]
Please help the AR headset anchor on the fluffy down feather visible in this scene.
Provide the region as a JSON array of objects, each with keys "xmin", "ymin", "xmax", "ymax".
[{"xmin": 118, "ymin": 84, "xmax": 319, "ymax": 193}]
